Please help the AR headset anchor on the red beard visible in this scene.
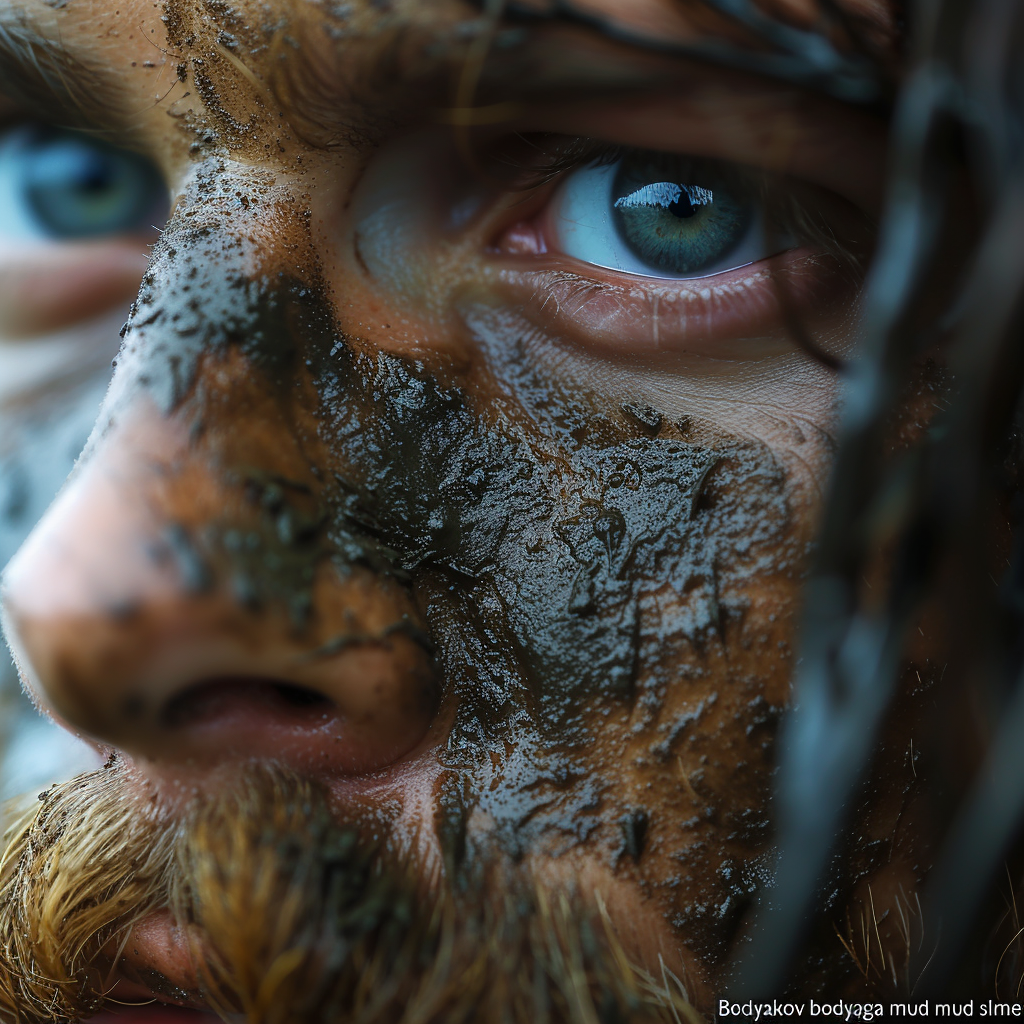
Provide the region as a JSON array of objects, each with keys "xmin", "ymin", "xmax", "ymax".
[{"xmin": 0, "ymin": 760, "xmax": 695, "ymax": 1024}]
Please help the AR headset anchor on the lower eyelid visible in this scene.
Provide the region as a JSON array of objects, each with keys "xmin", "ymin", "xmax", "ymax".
[{"xmin": 486, "ymin": 248, "xmax": 858, "ymax": 362}]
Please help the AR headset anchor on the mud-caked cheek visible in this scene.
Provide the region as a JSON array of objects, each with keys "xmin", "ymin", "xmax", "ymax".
[{"xmin": 319, "ymin": 292, "xmax": 809, "ymax": 885}]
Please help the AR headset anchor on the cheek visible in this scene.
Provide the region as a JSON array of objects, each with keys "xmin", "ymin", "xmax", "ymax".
[
  {"xmin": 306, "ymin": 306, "xmax": 809, "ymax": 817},
  {"xmin": 307, "ymin": 225, "xmax": 822, "ymax": 732},
  {"xmin": 309, "ymin": 144, "xmax": 831, "ymax": 956},
  {"xmin": 437, "ymin": 440, "xmax": 807, "ymax": 968},
  {"xmin": 556, "ymin": 455, "xmax": 806, "ymax": 964}
]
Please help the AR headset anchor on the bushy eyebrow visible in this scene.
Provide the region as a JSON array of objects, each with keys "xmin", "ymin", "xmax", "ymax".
[
  {"xmin": 266, "ymin": 18, "xmax": 688, "ymax": 151},
  {"xmin": 0, "ymin": 8, "xmax": 134, "ymax": 136},
  {"xmin": 0, "ymin": 0, "xmax": 894, "ymax": 156},
  {"xmin": 487, "ymin": 0, "xmax": 890, "ymax": 105},
  {"xmin": 266, "ymin": 0, "xmax": 892, "ymax": 154}
]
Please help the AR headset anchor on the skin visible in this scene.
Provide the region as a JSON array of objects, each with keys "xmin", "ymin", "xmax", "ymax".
[{"xmin": 0, "ymin": 0, "xmax": 920, "ymax": 1013}]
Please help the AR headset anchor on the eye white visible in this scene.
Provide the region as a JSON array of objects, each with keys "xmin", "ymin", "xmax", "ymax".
[{"xmin": 550, "ymin": 158, "xmax": 770, "ymax": 281}]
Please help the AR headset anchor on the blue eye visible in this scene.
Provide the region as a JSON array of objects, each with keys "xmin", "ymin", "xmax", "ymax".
[
  {"xmin": 0, "ymin": 125, "xmax": 167, "ymax": 241},
  {"xmin": 552, "ymin": 151, "xmax": 774, "ymax": 280}
]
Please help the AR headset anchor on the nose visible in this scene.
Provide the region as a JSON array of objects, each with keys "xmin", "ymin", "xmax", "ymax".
[{"xmin": 0, "ymin": 351, "xmax": 438, "ymax": 778}]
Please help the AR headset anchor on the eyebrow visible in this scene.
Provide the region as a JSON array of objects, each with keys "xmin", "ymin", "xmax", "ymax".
[
  {"xmin": 0, "ymin": 0, "xmax": 891, "ymax": 158},
  {"xmin": 490, "ymin": 0, "xmax": 889, "ymax": 104},
  {"xmin": 0, "ymin": 3, "xmax": 688, "ymax": 152},
  {"xmin": 267, "ymin": 0, "xmax": 890, "ymax": 154},
  {"xmin": 268, "ymin": 18, "xmax": 695, "ymax": 151},
  {"xmin": 0, "ymin": 9, "xmax": 136, "ymax": 136}
]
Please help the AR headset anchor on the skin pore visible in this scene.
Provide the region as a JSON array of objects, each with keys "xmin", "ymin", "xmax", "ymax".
[{"xmin": 0, "ymin": 0, "xmax": 921, "ymax": 1018}]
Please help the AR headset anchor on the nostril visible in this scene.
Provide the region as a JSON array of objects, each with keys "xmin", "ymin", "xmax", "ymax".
[
  {"xmin": 271, "ymin": 682, "xmax": 333, "ymax": 710},
  {"xmin": 161, "ymin": 678, "xmax": 335, "ymax": 730},
  {"xmin": 150, "ymin": 671, "xmax": 429, "ymax": 776}
]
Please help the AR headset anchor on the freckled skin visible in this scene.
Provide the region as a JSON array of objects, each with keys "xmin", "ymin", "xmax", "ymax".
[{"xmin": 0, "ymin": 0, "xmax": 925, "ymax": 1009}]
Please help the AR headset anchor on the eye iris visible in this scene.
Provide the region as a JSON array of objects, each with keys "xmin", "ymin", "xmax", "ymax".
[
  {"xmin": 612, "ymin": 155, "xmax": 753, "ymax": 275},
  {"xmin": 20, "ymin": 129, "xmax": 165, "ymax": 239}
]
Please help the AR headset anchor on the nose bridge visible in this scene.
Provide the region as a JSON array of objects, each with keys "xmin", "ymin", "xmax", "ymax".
[
  {"xmin": 104, "ymin": 158, "xmax": 321, "ymax": 422},
  {"xmin": 0, "ymin": 163, "xmax": 439, "ymax": 775},
  {"xmin": 44, "ymin": 155, "xmax": 337, "ymax": 632}
]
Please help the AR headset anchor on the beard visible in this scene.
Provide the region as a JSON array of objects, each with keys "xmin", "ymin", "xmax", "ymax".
[{"xmin": 0, "ymin": 761, "xmax": 696, "ymax": 1024}]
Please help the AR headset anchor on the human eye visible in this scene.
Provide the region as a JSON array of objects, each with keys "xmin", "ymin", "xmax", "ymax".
[
  {"xmin": 550, "ymin": 151, "xmax": 781, "ymax": 280},
  {"xmin": 0, "ymin": 113, "xmax": 167, "ymax": 340},
  {"xmin": 341, "ymin": 112, "xmax": 876, "ymax": 388},
  {"xmin": 481, "ymin": 135, "xmax": 872, "ymax": 368},
  {"xmin": 0, "ymin": 123, "xmax": 166, "ymax": 242}
]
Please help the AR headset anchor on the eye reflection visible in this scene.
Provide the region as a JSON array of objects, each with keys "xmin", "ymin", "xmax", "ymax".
[{"xmin": 0, "ymin": 125, "xmax": 167, "ymax": 242}]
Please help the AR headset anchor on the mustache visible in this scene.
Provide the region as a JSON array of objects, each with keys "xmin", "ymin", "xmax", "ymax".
[{"xmin": 0, "ymin": 763, "xmax": 696, "ymax": 1024}]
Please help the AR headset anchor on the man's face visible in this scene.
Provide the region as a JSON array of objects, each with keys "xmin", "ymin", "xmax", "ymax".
[{"xmin": 0, "ymin": 0, "xmax": 893, "ymax": 1017}]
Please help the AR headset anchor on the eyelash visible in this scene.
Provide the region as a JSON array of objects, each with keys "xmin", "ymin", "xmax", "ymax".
[
  {"xmin": 485, "ymin": 132, "xmax": 872, "ymax": 276},
  {"xmin": 496, "ymin": 135, "xmax": 626, "ymax": 191}
]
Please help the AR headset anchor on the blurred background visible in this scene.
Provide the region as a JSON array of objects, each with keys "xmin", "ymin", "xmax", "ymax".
[
  {"xmin": 0, "ymin": 326, "xmax": 115, "ymax": 802},
  {"xmin": 0, "ymin": 124, "xmax": 166, "ymax": 801}
]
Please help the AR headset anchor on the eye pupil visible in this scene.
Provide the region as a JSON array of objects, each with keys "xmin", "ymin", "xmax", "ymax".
[
  {"xmin": 79, "ymin": 161, "xmax": 115, "ymax": 195},
  {"xmin": 669, "ymin": 192, "xmax": 697, "ymax": 219}
]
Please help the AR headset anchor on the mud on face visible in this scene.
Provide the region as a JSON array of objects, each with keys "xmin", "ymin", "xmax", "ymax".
[{"xmin": 97, "ymin": 131, "xmax": 809, "ymax": 971}]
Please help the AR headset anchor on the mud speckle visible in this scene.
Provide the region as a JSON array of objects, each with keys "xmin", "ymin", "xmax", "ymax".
[
  {"xmin": 619, "ymin": 809, "xmax": 650, "ymax": 862},
  {"xmin": 621, "ymin": 401, "xmax": 662, "ymax": 433}
]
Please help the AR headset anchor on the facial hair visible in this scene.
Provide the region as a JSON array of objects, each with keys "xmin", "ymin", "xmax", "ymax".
[{"xmin": 0, "ymin": 761, "xmax": 698, "ymax": 1024}]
